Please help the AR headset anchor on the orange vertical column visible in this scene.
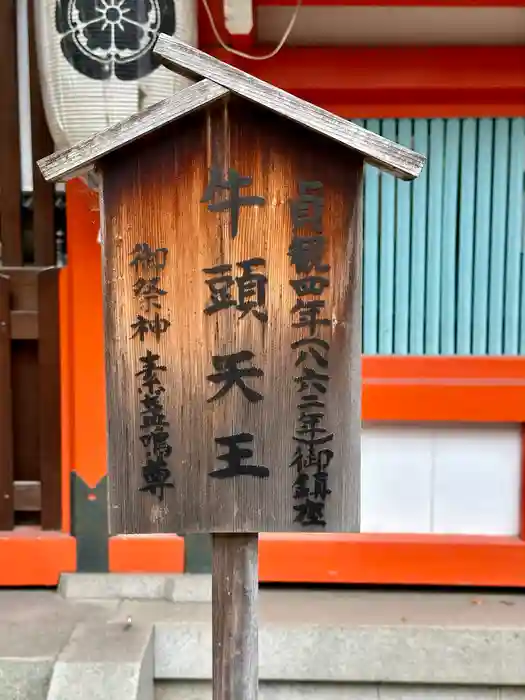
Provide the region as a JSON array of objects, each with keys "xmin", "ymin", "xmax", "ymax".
[
  {"xmin": 66, "ymin": 180, "xmax": 109, "ymax": 571},
  {"xmin": 66, "ymin": 179, "xmax": 184, "ymax": 573}
]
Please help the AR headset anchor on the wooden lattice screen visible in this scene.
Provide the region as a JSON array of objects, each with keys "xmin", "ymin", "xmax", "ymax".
[
  {"xmin": 357, "ymin": 117, "xmax": 525, "ymax": 356},
  {"xmin": 0, "ymin": 0, "xmax": 61, "ymax": 530}
]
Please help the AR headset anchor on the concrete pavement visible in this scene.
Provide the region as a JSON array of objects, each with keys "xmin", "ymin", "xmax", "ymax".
[{"xmin": 2, "ymin": 578, "xmax": 525, "ymax": 698}]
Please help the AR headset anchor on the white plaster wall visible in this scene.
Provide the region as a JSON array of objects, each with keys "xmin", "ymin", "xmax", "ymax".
[{"xmin": 361, "ymin": 423, "xmax": 522, "ymax": 536}]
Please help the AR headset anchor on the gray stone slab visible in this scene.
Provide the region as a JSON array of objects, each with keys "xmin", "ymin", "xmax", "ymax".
[
  {"xmin": 131, "ymin": 590, "xmax": 525, "ymax": 685},
  {"xmin": 154, "ymin": 681, "xmax": 378, "ymax": 699},
  {"xmin": 59, "ymin": 574, "xmax": 167, "ymax": 600},
  {"xmin": 60, "ymin": 574, "xmax": 212, "ymax": 602},
  {"xmin": 164, "ymin": 575, "xmax": 211, "ymax": 603},
  {"xmin": 60, "ymin": 579, "xmax": 525, "ymax": 625},
  {"xmin": 0, "ymin": 592, "xmax": 120, "ymax": 700},
  {"xmin": 3, "ymin": 587, "xmax": 525, "ymax": 696},
  {"xmin": 153, "ymin": 620, "xmax": 525, "ymax": 684},
  {"xmin": 154, "ymin": 683, "xmax": 506, "ymax": 700},
  {"xmin": 110, "ymin": 601, "xmax": 208, "ymax": 625},
  {"xmin": 0, "ymin": 591, "xmax": 118, "ymax": 658},
  {"xmin": 378, "ymin": 688, "xmax": 498, "ymax": 699},
  {"xmin": 46, "ymin": 621, "xmax": 154, "ymax": 700},
  {"xmin": 0, "ymin": 660, "xmax": 54, "ymax": 700},
  {"xmin": 31, "ymin": 588, "xmax": 525, "ymax": 686}
]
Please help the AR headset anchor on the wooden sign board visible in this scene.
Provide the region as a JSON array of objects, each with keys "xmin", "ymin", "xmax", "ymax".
[
  {"xmin": 102, "ymin": 98, "xmax": 361, "ymax": 534},
  {"xmin": 38, "ymin": 39, "xmax": 425, "ymax": 537}
]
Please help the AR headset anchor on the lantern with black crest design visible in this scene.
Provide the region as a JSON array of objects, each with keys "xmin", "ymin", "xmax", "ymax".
[{"xmin": 34, "ymin": 0, "xmax": 197, "ymax": 149}]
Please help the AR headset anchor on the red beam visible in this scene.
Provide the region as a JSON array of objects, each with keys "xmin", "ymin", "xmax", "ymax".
[
  {"xmin": 206, "ymin": 46, "xmax": 525, "ymax": 117},
  {"xmin": 259, "ymin": 534, "xmax": 525, "ymax": 585},
  {"xmin": 363, "ymin": 357, "xmax": 525, "ymax": 422}
]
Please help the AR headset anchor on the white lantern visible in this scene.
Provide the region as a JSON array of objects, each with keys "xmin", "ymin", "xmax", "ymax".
[{"xmin": 35, "ymin": 0, "xmax": 198, "ymax": 150}]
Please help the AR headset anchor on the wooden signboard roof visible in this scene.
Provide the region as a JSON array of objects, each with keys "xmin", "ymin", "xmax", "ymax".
[
  {"xmin": 153, "ymin": 35, "xmax": 424, "ymax": 179},
  {"xmin": 38, "ymin": 80, "xmax": 229, "ymax": 182},
  {"xmin": 38, "ymin": 38, "xmax": 425, "ymax": 184}
]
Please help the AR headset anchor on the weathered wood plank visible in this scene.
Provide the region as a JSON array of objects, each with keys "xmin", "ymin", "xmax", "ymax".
[
  {"xmin": 0, "ymin": 0, "xmax": 22, "ymax": 265},
  {"xmin": 154, "ymin": 35, "xmax": 425, "ymax": 181},
  {"xmin": 11, "ymin": 333, "xmax": 40, "ymax": 484},
  {"xmin": 10, "ymin": 311, "xmax": 38, "ymax": 340},
  {"xmin": 103, "ymin": 96, "xmax": 361, "ymax": 534},
  {"xmin": 13, "ymin": 480, "xmax": 41, "ymax": 512},
  {"xmin": 212, "ymin": 534, "xmax": 258, "ymax": 700},
  {"xmin": 38, "ymin": 80, "xmax": 229, "ymax": 183},
  {"xmin": 38, "ymin": 268, "xmax": 61, "ymax": 529},
  {"xmin": 1, "ymin": 268, "xmax": 39, "ymax": 310},
  {"xmin": 28, "ymin": 0, "xmax": 56, "ymax": 266},
  {"xmin": 0, "ymin": 275, "xmax": 14, "ymax": 528}
]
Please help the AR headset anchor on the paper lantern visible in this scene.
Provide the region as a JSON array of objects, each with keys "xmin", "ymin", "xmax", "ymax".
[{"xmin": 35, "ymin": 0, "xmax": 197, "ymax": 149}]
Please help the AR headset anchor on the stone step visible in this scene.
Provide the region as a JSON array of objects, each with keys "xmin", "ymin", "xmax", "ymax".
[
  {"xmin": 108, "ymin": 588, "xmax": 525, "ymax": 686},
  {"xmin": 46, "ymin": 621, "xmax": 154, "ymax": 700},
  {"xmin": 0, "ymin": 589, "xmax": 119, "ymax": 700},
  {"xmin": 59, "ymin": 573, "xmax": 212, "ymax": 603},
  {"xmin": 3, "ymin": 580, "xmax": 525, "ymax": 699},
  {"xmin": 154, "ymin": 681, "xmax": 525, "ymax": 700}
]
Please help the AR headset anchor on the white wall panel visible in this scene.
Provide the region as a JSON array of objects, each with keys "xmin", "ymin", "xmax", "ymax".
[
  {"xmin": 361, "ymin": 425, "xmax": 433, "ymax": 533},
  {"xmin": 361, "ymin": 423, "xmax": 521, "ymax": 536},
  {"xmin": 432, "ymin": 425, "xmax": 521, "ymax": 535}
]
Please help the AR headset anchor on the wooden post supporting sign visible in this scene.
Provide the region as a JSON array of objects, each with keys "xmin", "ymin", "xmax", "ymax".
[
  {"xmin": 38, "ymin": 39, "xmax": 425, "ymax": 698},
  {"xmin": 213, "ymin": 533, "xmax": 258, "ymax": 699}
]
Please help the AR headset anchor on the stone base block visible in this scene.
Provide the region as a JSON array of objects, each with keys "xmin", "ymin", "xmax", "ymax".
[
  {"xmin": 46, "ymin": 622, "xmax": 154, "ymax": 700},
  {"xmin": 155, "ymin": 682, "xmax": 525, "ymax": 700},
  {"xmin": 59, "ymin": 574, "xmax": 211, "ymax": 603}
]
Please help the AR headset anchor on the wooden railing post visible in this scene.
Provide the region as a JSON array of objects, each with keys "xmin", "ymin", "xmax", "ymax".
[
  {"xmin": 0, "ymin": 0, "xmax": 23, "ymax": 266},
  {"xmin": 28, "ymin": 0, "xmax": 56, "ymax": 267},
  {"xmin": 38, "ymin": 268, "xmax": 61, "ymax": 529},
  {"xmin": 0, "ymin": 274, "xmax": 15, "ymax": 529}
]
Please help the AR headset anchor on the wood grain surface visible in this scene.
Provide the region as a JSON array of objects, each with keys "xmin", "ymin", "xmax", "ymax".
[
  {"xmin": 38, "ymin": 268, "xmax": 62, "ymax": 529},
  {"xmin": 102, "ymin": 96, "xmax": 361, "ymax": 534},
  {"xmin": 0, "ymin": 0, "xmax": 22, "ymax": 264},
  {"xmin": 212, "ymin": 533, "xmax": 258, "ymax": 700},
  {"xmin": 154, "ymin": 34, "xmax": 425, "ymax": 180},
  {"xmin": 0, "ymin": 275, "xmax": 14, "ymax": 528},
  {"xmin": 38, "ymin": 80, "xmax": 228, "ymax": 183}
]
